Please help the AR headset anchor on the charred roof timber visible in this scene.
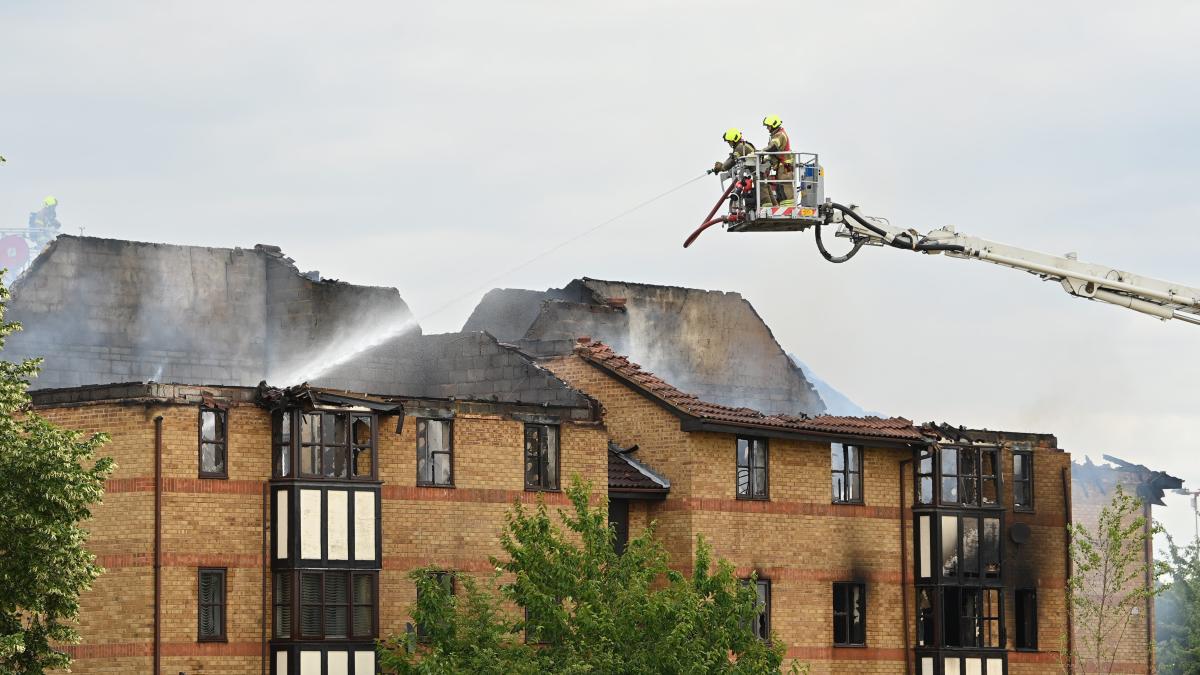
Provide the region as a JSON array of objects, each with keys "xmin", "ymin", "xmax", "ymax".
[{"xmin": 1073, "ymin": 454, "xmax": 1184, "ymax": 506}]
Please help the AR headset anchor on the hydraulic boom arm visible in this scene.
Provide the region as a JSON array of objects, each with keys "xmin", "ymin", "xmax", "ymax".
[{"xmin": 826, "ymin": 203, "xmax": 1200, "ymax": 326}]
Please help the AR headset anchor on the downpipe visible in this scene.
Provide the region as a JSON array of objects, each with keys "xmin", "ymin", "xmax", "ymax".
[{"xmin": 154, "ymin": 415, "xmax": 163, "ymax": 675}]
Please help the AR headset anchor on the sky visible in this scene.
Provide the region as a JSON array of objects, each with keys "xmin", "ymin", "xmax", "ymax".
[{"xmin": 2, "ymin": 0, "xmax": 1198, "ymax": 544}]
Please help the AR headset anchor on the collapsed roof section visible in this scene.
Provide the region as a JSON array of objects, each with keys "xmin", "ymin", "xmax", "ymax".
[
  {"xmin": 1073, "ymin": 454, "xmax": 1185, "ymax": 506},
  {"xmin": 575, "ymin": 340, "xmax": 928, "ymax": 446},
  {"xmin": 5, "ymin": 236, "xmax": 589, "ymax": 410},
  {"xmin": 463, "ymin": 278, "xmax": 826, "ymax": 416}
]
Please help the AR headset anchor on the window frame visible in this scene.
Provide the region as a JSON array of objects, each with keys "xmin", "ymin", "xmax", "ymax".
[
  {"xmin": 831, "ymin": 443, "xmax": 864, "ymax": 504},
  {"xmin": 197, "ymin": 567, "xmax": 227, "ymax": 643},
  {"xmin": 198, "ymin": 407, "xmax": 228, "ymax": 479},
  {"xmin": 280, "ymin": 570, "xmax": 378, "ymax": 641},
  {"xmin": 832, "ymin": 581, "xmax": 867, "ymax": 647},
  {"xmin": 416, "ymin": 418, "xmax": 454, "ymax": 488},
  {"xmin": 736, "ymin": 436, "xmax": 769, "ymax": 500},
  {"xmin": 937, "ymin": 446, "xmax": 1003, "ymax": 508},
  {"xmin": 416, "ymin": 571, "xmax": 455, "ymax": 642},
  {"xmin": 1013, "ymin": 450, "xmax": 1035, "ymax": 512},
  {"xmin": 275, "ymin": 409, "xmax": 378, "ymax": 481},
  {"xmin": 523, "ymin": 423, "xmax": 561, "ymax": 492},
  {"xmin": 743, "ymin": 577, "xmax": 771, "ymax": 641},
  {"xmin": 1015, "ymin": 588, "xmax": 1038, "ymax": 650}
]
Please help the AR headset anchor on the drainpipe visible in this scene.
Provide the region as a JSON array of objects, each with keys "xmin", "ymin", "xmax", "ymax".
[
  {"xmin": 1143, "ymin": 500, "xmax": 1153, "ymax": 675},
  {"xmin": 899, "ymin": 456, "xmax": 912, "ymax": 675},
  {"xmin": 262, "ymin": 483, "xmax": 269, "ymax": 675},
  {"xmin": 153, "ymin": 415, "xmax": 163, "ymax": 675},
  {"xmin": 1061, "ymin": 467, "xmax": 1074, "ymax": 675}
]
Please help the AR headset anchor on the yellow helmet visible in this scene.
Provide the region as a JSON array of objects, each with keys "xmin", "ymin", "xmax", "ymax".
[
  {"xmin": 763, "ymin": 115, "xmax": 783, "ymax": 130},
  {"xmin": 42, "ymin": 196, "xmax": 57, "ymax": 207},
  {"xmin": 722, "ymin": 128, "xmax": 742, "ymax": 143}
]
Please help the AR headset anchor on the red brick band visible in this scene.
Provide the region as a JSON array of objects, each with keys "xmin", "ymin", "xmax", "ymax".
[{"xmin": 64, "ymin": 641, "xmax": 262, "ymax": 659}]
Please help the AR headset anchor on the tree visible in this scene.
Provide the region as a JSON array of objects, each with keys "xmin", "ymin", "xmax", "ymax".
[
  {"xmin": 1156, "ymin": 534, "xmax": 1200, "ymax": 674},
  {"xmin": 1067, "ymin": 485, "xmax": 1167, "ymax": 674},
  {"xmin": 0, "ymin": 276, "xmax": 113, "ymax": 674},
  {"xmin": 379, "ymin": 478, "xmax": 794, "ymax": 674}
]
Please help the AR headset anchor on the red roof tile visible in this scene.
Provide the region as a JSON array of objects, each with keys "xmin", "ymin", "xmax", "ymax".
[{"xmin": 576, "ymin": 341, "xmax": 929, "ymax": 443}]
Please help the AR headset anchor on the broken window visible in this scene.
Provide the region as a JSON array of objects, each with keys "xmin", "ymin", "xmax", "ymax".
[
  {"xmin": 737, "ymin": 437, "xmax": 769, "ymax": 499},
  {"xmin": 940, "ymin": 446, "xmax": 1001, "ymax": 507},
  {"xmin": 942, "ymin": 515, "xmax": 1001, "ymax": 582},
  {"xmin": 951, "ymin": 588, "xmax": 1002, "ymax": 648},
  {"xmin": 941, "ymin": 515, "xmax": 959, "ymax": 578},
  {"xmin": 274, "ymin": 410, "xmax": 291, "ymax": 478},
  {"xmin": 831, "ymin": 443, "xmax": 862, "ymax": 503},
  {"xmin": 524, "ymin": 424, "xmax": 559, "ymax": 491},
  {"xmin": 917, "ymin": 449, "xmax": 934, "ymax": 504},
  {"xmin": 199, "ymin": 407, "xmax": 227, "ymax": 478},
  {"xmin": 198, "ymin": 568, "xmax": 226, "ymax": 641},
  {"xmin": 1013, "ymin": 451, "xmax": 1034, "ymax": 510},
  {"xmin": 352, "ymin": 415, "xmax": 373, "ymax": 478},
  {"xmin": 417, "ymin": 419, "xmax": 453, "ymax": 487},
  {"xmin": 740, "ymin": 578, "xmax": 771, "ymax": 640},
  {"xmin": 293, "ymin": 411, "xmax": 375, "ymax": 480},
  {"xmin": 833, "ymin": 582, "xmax": 866, "ymax": 646},
  {"xmin": 1015, "ymin": 588, "xmax": 1037, "ymax": 649},
  {"xmin": 916, "ymin": 588, "xmax": 934, "ymax": 647}
]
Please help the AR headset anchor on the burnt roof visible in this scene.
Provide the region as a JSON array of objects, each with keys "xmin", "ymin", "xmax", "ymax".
[
  {"xmin": 575, "ymin": 341, "xmax": 929, "ymax": 445},
  {"xmin": 1073, "ymin": 455, "xmax": 1185, "ymax": 506}
]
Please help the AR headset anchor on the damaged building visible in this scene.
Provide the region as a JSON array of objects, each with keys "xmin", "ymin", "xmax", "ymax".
[{"xmin": 9, "ymin": 236, "xmax": 1084, "ymax": 674}]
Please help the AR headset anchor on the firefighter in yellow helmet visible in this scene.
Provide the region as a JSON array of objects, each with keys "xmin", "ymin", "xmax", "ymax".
[
  {"xmin": 761, "ymin": 115, "xmax": 794, "ymax": 207},
  {"xmin": 712, "ymin": 128, "xmax": 756, "ymax": 174}
]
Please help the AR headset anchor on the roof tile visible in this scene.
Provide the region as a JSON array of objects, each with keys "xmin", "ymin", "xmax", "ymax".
[{"xmin": 576, "ymin": 341, "xmax": 929, "ymax": 442}]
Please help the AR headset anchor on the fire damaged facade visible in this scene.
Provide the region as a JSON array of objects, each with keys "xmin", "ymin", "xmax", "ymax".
[{"xmin": 8, "ymin": 236, "xmax": 1076, "ymax": 674}]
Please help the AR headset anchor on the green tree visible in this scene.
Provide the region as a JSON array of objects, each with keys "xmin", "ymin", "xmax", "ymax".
[
  {"xmin": 0, "ymin": 276, "xmax": 113, "ymax": 674},
  {"xmin": 379, "ymin": 478, "xmax": 794, "ymax": 674},
  {"xmin": 1067, "ymin": 485, "xmax": 1167, "ymax": 675},
  {"xmin": 1156, "ymin": 534, "xmax": 1200, "ymax": 674}
]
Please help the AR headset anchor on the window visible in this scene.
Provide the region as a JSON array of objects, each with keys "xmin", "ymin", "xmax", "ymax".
[
  {"xmin": 273, "ymin": 572, "xmax": 291, "ymax": 638},
  {"xmin": 916, "ymin": 588, "xmax": 934, "ymax": 647},
  {"xmin": 274, "ymin": 410, "xmax": 291, "ymax": 478},
  {"xmin": 941, "ymin": 587, "xmax": 1002, "ymax": 648},
  {"xmin": 940, "ymin": 446, "xmax": 1000, "ymax": 507},
  {"xmin": 736, "ymin": 437, "xmax": 768, "ymax": 499},
  {"xmin": 524, "ymin": 424, "xmax": 559, "ymax": 491},
  {"xmin": 199, "ymin": 407, "xmax": 227, "ymax": 478},
  {"xmin": 417, "ymin": 419, "xmax": 453, "ymax": 487},
  {"xmin": 750, "ymin": 579, "xmax": 770, "ymax": 640},
  {"xmin": 290, "ymin": 411, "xmax": 376, "ymax": 480},
  {"xmin": 941, "ymin": 515, "xmax": 1001, "ymax": 581},
  {"xmin": 833, "ymin": 582, "xmax": 866, "ymax": 646},
  {"xmin": 609, "ymin": 498, "xmax": 630, "ymax": 555},
  {"xmin": 832, "ymin": 443, "xmax": 862, "ymax": 503},
  {"xmin": 1013, "ymin": 451, "xmax": 1034, "ymax": 510},
  {"xmin": 289, "ymin": 571, "xmax": 377, "ymax": 640},
  {"xmin": 198, "ymin": 568, "xmax": 226, "ymax": 642},
  {"xmin": 416, "ymin": 571, "xmax": 454, "ymax": 641},
  {"xmin": 1015, "ymin": 588, "xmax": 1037, "ymax": 649},
  {"xmin": 917, "ymin": 448, "xmax": 934, "ymax": 504}
]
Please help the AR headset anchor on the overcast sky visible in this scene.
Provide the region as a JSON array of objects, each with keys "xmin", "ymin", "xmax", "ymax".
[{"xmin": 3, "ymin": 1, "xmax": 1198, "ymax": 543}]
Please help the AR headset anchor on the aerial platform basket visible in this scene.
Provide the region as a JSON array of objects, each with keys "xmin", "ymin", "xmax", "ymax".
[{"xmin": 684, "ymin": 151, "xmax": 826, "ymax": 247}]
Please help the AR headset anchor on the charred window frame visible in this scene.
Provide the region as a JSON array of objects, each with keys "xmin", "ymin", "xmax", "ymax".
[
  {"xmin": 917, "ymin": 448, "xmax": 934, "ymax": 505},
  {"xmin": 282, "ymin": 570, "xmax": 377, "ymax": 641},
  {"xmin": 1013, "ymin": 450, "xmax": 1034, "ymax": 512},
  {"xmin": 199, "ymin": 407, "xmax": 227, "ymax": 478},
  {"xmin": 416, "ymin": 571, "xmax": 455, "ymax": 642},
  {"xmin": 832, "ymin": 443, "xmax": 863, "ymax": 504},
  {"xmin": 942, "ymin": 587, "xmax": 1003, "ymax": 648},
  {"xmin": 1015, "ymin": 588, "xmax": 1037, "ymax": 650},
  {"xmin": 416, "ymin": 419, "xmax": 453, "ymax": 487},
  {"xmin": 198, "ymin": 567, "xmax": 227, "ymax": 642},
  {"xmin": 523, "ymin": 424, "xmax": 560, "ymax": 491},
  {"xmin": 939, "ymin": 446, "xmax": 1001, "ymax": 507},
  {"xmin": 739, "ymin": 578, "xmax": 771, "ymax": 640},
  {"xmin": 833, "ymin": 582, "xmax": 866, "ymax": 646},
  {"xmin": 736, "ymin": 437, "xmax": 769, "ymax": 500},
  {"xmin": 276, "ymin": 410, "xmax": 376, "ymax": 481},
  {"xmin": 939, "ymin": 514, "xmax": 1002, "ymax": 583}
]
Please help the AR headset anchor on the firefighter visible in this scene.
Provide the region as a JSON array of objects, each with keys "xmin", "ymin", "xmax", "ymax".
[
  {"xmin": 713, "ymin": 128, "xmax": 758, "ymax": 211},
  {"xmin": 713, "ymin": 128, "xmax": 756, "ymax": 174},
  {"xmin": 762, "ymin": 115, "xmax": 794, "ymax": 206}
]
